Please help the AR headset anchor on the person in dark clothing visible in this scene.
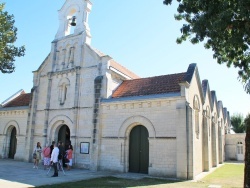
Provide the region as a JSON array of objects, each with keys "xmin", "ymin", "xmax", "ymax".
[
  {"xmin": 50, "ymin": 141, "xmax": 55, "ymax": 157},
  {"xmin": 58, "ymin": 141, "xmax": 65, "ymax": 169},
  {"xmin": 50, "ymin": 142, "xmax": 59, "ymax": 177}
]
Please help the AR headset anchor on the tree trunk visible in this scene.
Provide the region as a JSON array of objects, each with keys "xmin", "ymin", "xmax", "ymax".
[{"xmin": 244, "ymin": 115, "xmax": 250, "ymax": 187}]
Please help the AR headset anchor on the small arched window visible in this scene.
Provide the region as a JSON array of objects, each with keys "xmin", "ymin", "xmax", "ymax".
[
  {"xmin": 193, "ymin": 95, "xmax": 200, "ymax": 139},
  {"xmin": 58, "ymin": 78, "xmax": 70, "ymax": 105}
]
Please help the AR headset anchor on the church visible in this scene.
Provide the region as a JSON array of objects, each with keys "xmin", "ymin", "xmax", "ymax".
[{"xmin": 0, "ymin": 0, "xmax": 239, "ymax": 180}]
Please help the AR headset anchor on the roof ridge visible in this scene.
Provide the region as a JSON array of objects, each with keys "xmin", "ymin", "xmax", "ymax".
[
  {"xmin": 3, "ymin": 93, "xmax": 31, "ymax": 108},
  {"xmin": 122, "ymin": 72, "xmax": 187, "ymax": 81},
  {"xmin": 109, "ymin": 59, "xmax": 140, "ymax": 79}
]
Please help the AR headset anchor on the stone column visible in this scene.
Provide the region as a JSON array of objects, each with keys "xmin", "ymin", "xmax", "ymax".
[
  {"xmin": 43, "ymin": 73, "xmax": 53, "ymax": 146},
  {"xmin": 176, "ymin": 101, "xmax": 193, "ymax": 180},
  {"xmin": 90, "ymin": 76, "xmax": 103, "ymax": 171},
  {"xmin": 202, "ymin": 112, "xmax": 209, "ymax": 171},
  {"xmin": 15, "ymin": 136, "xmax": 26, "ymax": 160},
  {"xmin": 72, "ymin": 67, "xmax": 81, "ymax": 166}
]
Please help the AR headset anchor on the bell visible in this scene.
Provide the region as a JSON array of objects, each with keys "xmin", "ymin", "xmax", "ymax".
[{"xmin": 70, "ymin": 16, "xmax": 76, "ymax": 26}]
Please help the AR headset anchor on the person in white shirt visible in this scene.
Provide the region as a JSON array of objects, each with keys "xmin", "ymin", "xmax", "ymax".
[{"xmin": 50, "ymin": 142, "xmax": 59, "ymax": 177}]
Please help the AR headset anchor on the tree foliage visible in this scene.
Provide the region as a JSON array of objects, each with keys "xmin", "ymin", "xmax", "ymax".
[
  {"xmin": 231, "ymin": 113, "xmax": 245, "ymax": 133},
  {"xmin": 0, "ymin": 3, "xmax": 25, "ymax": 73},
  {"xmin": 163, "ymin": 0, "xmax": 250, "ymax": 93},
  {"xmin": 244, "ymin": 114, "xmax": 250, "ymax": 187}
]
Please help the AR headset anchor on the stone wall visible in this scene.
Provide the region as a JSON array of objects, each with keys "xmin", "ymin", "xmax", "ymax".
[
  {"xmin": 0, "ymin": 108, "xmax": 29, "ymax": 160},
  {"xmin": 225, "ymin": 133, "xmax": 246, "ymax": 161},
  {"xmin": 99, "ymin": 96, "xmax": 182, "ymax": 177}
]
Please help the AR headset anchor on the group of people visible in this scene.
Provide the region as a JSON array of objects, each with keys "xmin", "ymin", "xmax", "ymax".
[{"xmin": 33, "ymin": 141, "xmax": 73, "ymax": 177}]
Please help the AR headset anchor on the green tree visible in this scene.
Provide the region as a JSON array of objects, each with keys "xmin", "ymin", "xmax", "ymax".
[
  {"xmin": 244, "ymin": 114, "xmax": 250, "ymax": 187},
  {"xmin": 231, "ymin": 113, "xmax": 245, "ymax": 133},
  {"xmin": 0, "ymin": 3, "xmax": 25, "ymax": 73},
  {"xmin": 163, "ymin": 0, "xmax": 250, "ymax": 93}
]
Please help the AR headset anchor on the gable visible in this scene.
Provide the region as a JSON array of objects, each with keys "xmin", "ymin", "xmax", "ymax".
[
  {"xmin": 211, "ymin": 91, "xmax": 219, "ymax": 116},
  {"xmin": 202, "ymin": 80, "xmax": 213, "ymax": 112},
  {"xmin": 34, "ymin": 54, "xmax": 51, "ymax": 75},
  {"xmin": 186, "ymin": 64, "xmax": 204, "ymax": 107},
  {"xmin": 86, "ymin": 44, "xmax": 139, "ymax": 79}
]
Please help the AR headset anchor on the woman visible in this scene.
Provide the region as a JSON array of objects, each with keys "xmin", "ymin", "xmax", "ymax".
[
  {"xmin": 65, "ymin": 144, "xmax": 73, "ymax": 170},
  {"xmin": 42, "ymin": 143, "xmax": 51, "ymax": 170},
  {"xmin": 33, "ymin": 142, "xmax": 42, "ymax": 169}
]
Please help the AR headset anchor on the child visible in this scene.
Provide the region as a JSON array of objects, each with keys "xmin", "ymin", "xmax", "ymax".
[
  {"xmin": 65, "ymin": 144, "xmax": 73, "ymax": 170},
  {"xmin": 42, "ymin": 143, "xmax": 51, "ymax": 170},
  {"xmin": 33, "ymin": 142, "xmax": 42, "ymax": 169}
]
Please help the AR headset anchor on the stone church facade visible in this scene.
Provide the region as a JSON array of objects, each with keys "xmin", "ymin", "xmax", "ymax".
[{"xmin": 0, "ymin": 0, "xmax": 238, "ymax": 180}]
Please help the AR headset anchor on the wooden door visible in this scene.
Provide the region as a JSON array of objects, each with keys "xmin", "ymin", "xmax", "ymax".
[
  {"xmin": 129, "ymin": 125, "xmax": 149, "ymax": 174},
  {"xmin": 8, "ymin": 127, "xmax": 17, "ymax": 159}
]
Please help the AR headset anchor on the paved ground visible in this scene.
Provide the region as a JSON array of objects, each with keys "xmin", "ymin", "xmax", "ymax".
[
  {"xmin": 0, "ymin": 159, "xmax": 152, "ymax": 187},
  {"xmin": 0, "ymin": 159, "xmax": 242, "ymax": 188}
]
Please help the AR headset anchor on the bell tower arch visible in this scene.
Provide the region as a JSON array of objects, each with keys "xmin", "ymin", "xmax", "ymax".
[{"xmin": 55, "ymin": 0, "xmax": 92, "ymax": 44}]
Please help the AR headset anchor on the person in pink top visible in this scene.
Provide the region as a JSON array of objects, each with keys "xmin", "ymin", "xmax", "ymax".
[
  {"xmin": 42, "ymin": 143, "xmax": 51, "ymax": 170},
  {"xmin": 65, "ymin": 144, "xmax": 73, "ymax": 170}
]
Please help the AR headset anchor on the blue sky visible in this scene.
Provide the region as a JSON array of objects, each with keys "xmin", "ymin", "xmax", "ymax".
[{"xmin": 1, "ymin": 0, "xmax": 249, "ymax": 117}]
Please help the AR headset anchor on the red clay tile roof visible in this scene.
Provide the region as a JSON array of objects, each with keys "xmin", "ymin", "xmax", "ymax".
[
  {"xmin": 3, "ymin": 93, "xmax": 31, "ymax": 107},
  {"xmin": 112, "ymin": 72, "xmax": 186, "ymax": 98}
]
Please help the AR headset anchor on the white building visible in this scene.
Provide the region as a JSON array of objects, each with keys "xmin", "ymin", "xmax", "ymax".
[{"xmin": 0, "ymin": 0, "xmax": 239, "ymax": 180}]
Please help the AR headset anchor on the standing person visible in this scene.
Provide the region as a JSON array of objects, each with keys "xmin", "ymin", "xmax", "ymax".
[
  {"xmin": 65, "ymin": 144, "xmax": 73, "ymax": 170},
  {"xmin": 33, "ymin": 142, "xmax": 42, "ymax": 169},
  {"xmin": 42, "ymin": 143, "xmax": 51, "ymax": 170},
  {"xmin": 50, "ymin": 142, "xmax": 59, "ymax": 177},
  {"xmin": 58, "ymin": 141, "xmax": 65, "ymax": 169},
  {"xmin": 50, "ymin": 141, "xmax": 55, "ymax": 156}
]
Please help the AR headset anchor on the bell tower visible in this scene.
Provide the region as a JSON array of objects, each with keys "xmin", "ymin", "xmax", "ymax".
[{"xmin": 55, "ymin": 0, "xmax": 92, "ymax": 45}]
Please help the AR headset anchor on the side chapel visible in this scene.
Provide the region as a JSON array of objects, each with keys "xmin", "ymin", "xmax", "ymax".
[{"xmin": 0, "ymin": 0, "xmax": 236, "ymax": 180}]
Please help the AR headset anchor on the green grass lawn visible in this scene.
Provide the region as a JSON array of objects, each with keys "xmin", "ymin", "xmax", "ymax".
[{"xmin": 38, "ymin": 163, "xmax": 244, "ymax": 188}]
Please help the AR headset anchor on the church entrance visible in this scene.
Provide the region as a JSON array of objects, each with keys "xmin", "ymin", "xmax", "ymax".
[
  {"xmin": 129, "ymin": 125, "xmax": 149, "ymax": 174},
  {"xmin": 8, "ymin": 127, "xmax": 17, "ymax": 159},
  {"xmin": 58, "ymin": 125, "xmax": 71, "ymax": 148}
]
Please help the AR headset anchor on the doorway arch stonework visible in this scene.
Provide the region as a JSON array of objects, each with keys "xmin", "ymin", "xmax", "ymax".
[
  {"xmin": 119, "ymin": 115, "xmax": 156, "ymax": 138},
  {"xmin": 118, "ymin": 115, "xmax": 156, "ymax": 173},
  {"xmin": 47, "ymin": 115, "xmax": 74, "ymax": 146},
  {"xmin": 2, "ymin": 121, "xmax": 20, "ymax": 159}
]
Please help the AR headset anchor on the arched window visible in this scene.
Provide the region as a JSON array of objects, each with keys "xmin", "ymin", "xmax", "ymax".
[
  {"xmin": 58, "ymin": 78, "xmax": 70, "ymax": 105},
  {"xmin": 193, "ymin": 95, "xmax": 200, "ymax": 139}
]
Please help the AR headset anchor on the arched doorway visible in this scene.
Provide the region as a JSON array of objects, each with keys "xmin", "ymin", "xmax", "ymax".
[
  {"xmin": 8, "ymin": 127, "xmax": 17, "ymax": 159},
  {"xmin": 58, "ymin": 125, "xmax": 71, "ymax": 148},
  {"xmin": 129, "ymin": 125, "xmax": 149, "ymax": 174}
]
